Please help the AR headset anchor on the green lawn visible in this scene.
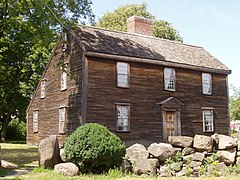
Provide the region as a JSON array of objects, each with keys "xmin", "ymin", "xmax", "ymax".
[{"xmin": 1, "ymin": 143, "xmax": 240, "ymax": 180}]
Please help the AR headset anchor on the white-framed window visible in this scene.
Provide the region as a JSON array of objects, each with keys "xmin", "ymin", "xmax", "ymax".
[
  {"xmin": 116, "ymin": 104, "xmax": 130, "ymax": 132},
  {"xmin": 61, "ymin": 64, "xmax": 67, "ymax": 91},
  {"xmin": 117, "ymin": 62, "xmax": 129, "ymax": 88},
  {"xmin": 202, "ymin": 73, "xmax": 212, "ymax": 95},
  {"xmin": 164, "ymin": 68, "xmax": 176, "ymax": 91},
  {"xmin": 203, "ymin": 109, "xmax": 214, "ymax": 132},
  {"xmin": 59, "ymin": 106, "xmax": 67, "ymax": 133},
  {"xmin": 33, "ymin": 110, "xmax": 39, "ymax": 133},
  {"xmin": 40, "ymin": 79, "xmax": 47, "ymax": 99}
]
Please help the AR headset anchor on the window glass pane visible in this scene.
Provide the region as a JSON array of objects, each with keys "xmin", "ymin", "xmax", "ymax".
[
  {"xmin": 117, "ymin": 62, "xmax": 129, "ymax": 87},
  {"xmin": 61, "ymin": 65, "xmax": 67, "ymax": 90},
  {"xmin": 59, "ymin": 107, "xmax": 66, "ymax": 133},
  {"xmin": 202, "ymin": 73, "xmax": 211, "ymax": 94},
  {"xmin": 117, "ymin": 105, "xmax": 129, "ymax": 131},
  {"xmin": 203, "ymin": 110, "xmax": 213, "ymax": 132},
  {"xmin": 41, "ymin": 81, "xmax": 46, "ymax": 98},
  {"xmin": 164, "ymin": 68, "xmax": 175, "ymax": 90},
  {"xmin": 33, "ymin": 111, "xmax": 38, "ymax": 132}
]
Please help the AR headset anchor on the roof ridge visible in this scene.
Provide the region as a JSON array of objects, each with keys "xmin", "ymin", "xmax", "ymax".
[{"xmin": 78, "ymin": 25, "xmax": 204, "ymax": 49}]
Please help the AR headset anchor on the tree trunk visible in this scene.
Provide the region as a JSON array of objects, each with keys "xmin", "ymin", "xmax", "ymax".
[{"xmin": 1, "ymin": 113, "xmax": 11, "ymax": 142}]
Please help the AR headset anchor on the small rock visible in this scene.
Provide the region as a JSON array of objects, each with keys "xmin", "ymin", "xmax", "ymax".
[
  {"xmin": 189, "ymin": 161, "xmax": 202, "ymax": 168},
  {"xmin": 60, "ymin": 148, "xmax": 66, "ymax": 162},
  {"xmin": 170, "ymin": 162, "xmax": 182, "ymax": 172},
  {"xmin": 0, "ymin": 160, "xmax": 18, "ymax": 168},
  {"xmin": 182, "ymin": 147, "xmax": 195, "ymax": 156},
  {"xmin": 207, "ymin": 162, "xmax": 228, "ymax": 176},
  {"xmin": 121, "ymin": 159, "xmax": 132, "ymax": 173},
  {"xmin": 176, "ymin": 167, "xmax": 188, "ymax": 177},
  {"xmin": 211, "ymin": 133, "xmax": 219, "ymax": 144},
  {"xmin": 159, "ymin": 165, "xmax": 171, "ymax": 177},
  {"xmin": 54, "ymin": 162, "xmax": 79, "ymax": 176},
  {"xmin": 183, "ymin": 152, "xmax": 205, "ymax": 163}
]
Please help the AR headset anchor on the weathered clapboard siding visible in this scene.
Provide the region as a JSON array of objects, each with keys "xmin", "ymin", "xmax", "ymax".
[
  {"xmin": 27, "ymin": 33, "xmax": 83, "ymax": 146},
  {"xmin": 86, "ymin": 56, "xmax": 229, "ymax": 146}
]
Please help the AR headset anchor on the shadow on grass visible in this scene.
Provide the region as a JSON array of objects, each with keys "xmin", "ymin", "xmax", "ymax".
[{"xmin": 1, "ymin": 146, "xmax": 38, "ymax": 168}]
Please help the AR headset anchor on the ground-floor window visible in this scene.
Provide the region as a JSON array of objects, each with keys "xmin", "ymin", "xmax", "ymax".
[
  {"xmin": 203, "ymin": 108, "xmax": 214, "ymax": 132},
  {"xmin": 59, "ymin": 106, "xmax": 67, "ymax": 133},
  {"xmin": 116, "ymin": 104, "xmax": 130, "ymax": 132},
  {"xmin": 33, "ymin": 110, "xmax": 39, "ymax": 133}
]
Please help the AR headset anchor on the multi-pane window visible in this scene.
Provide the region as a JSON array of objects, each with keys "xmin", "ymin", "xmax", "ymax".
[
  {"xmin": 117, "ymin": 62, "xmax": 129, "ymax": 87},
  {"xmin": 61, "ymin": 64, "xmax": 67, "ymax": 91},
  {"xmin": 203, "ymin": 109, "xmax": 214, "ymax": 132},
  {"xmin": 59, "ymin": 107, "xmax": 66, "ymax": 134},
  {"xmin": 40, "ymin": 80, "xmax": 46, "ymax": 99},
  {"xmin": 116, "ymin": 105, "xmax": 130, "ymax": 131},
  {"xmin": 164, "ymin": 68, "xmax": 175, "ymax": 91},
  {"xmin": 33, "ymin": 110, "xmax": 39, "ymax": 133},
  {"xmin": 202, "ymin": 73, "xmax": 212, "ymax": 95}
]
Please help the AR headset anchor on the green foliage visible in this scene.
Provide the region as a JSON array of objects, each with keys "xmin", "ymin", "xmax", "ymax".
[
  {"xmin": 6, "ymin": 119, "xmax": 26, "ymax": 140},
  {"xmin": 0, "ymin": 167, "xmax": 7, "ymax": 177},
  {"xmin": 230, "ymin": 86, "xmax": 240, "ymax": 120},
  {"xmin": 96, "ymin": 3, "xmax": 182, "ymax": 42},
  {"xmin": 0, "ymin": 0, "xmax": 94, "ymax": 141},
  {"xmin": 64, "ymin": 123, "xmax": 126, "ymax": 173},
  {"xmin": 174, "ymin": 151, "xmax": 183, "ymax": 163}
]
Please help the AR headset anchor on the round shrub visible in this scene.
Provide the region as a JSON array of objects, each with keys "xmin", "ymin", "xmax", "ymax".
[
  {"xmin": 6, "ymin": 119, "xmax": 26, "ymax": 141},
  {"xmin": 64, "ymin": 123, "xmax": 126, "ymax": 173}
]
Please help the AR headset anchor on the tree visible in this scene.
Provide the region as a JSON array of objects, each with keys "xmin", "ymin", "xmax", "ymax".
[
  {"xmin": 96, "ymin": 3, "xmax": 183, "ymax": 42},
  {"xmin": 0, "ymin": 0, "xmax": 94, "ymax": 141},
  {"xmin": 230, "ymin": 86, "xmax": 240, "ymax": 120}
]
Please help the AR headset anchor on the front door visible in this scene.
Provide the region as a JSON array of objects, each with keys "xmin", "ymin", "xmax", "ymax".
[{"xmin": 163, "ymin": 111, "xmax": 181, "ymax": 142}]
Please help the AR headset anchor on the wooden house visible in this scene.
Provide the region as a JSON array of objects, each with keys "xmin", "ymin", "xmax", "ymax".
[{"xmin": 27, "ymin": 16, "xmax": 231, "ymax": 146}]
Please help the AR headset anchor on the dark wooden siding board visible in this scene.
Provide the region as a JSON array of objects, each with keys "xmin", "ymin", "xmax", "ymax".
[
  {"xmin": 86, "ymin": 57, "xmax": 229, "ymax": 146},
  {"xmin": 27, "ymin": 32, "xmax": 84, "ymax": 146}
]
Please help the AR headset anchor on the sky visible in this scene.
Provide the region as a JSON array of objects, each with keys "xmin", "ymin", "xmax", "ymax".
[{"xmin": 91, "ymin": 0, "xmax": 240, "ymax": 95}]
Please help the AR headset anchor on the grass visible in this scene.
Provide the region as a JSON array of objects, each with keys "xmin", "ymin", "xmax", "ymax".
[
  {"xmin": 1, "ymin": 143, "xmax": 38, "ymax": 168},
  {"xmin": 1, "ymin": 143, "xmax": 240, "ymax": 180}
]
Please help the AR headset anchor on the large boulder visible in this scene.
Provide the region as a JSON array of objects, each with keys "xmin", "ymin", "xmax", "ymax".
[
  {"xmin": 217, "ymin": 148, "xmax": 236, "ymax": 165},
  {"xmin": 54, "ymin": 162, "xmax": 79, "ymax": 176},
  {"xmin": 131, "ymin": 159, "xmax": 158, "ymax": 175},
  {"xmin": 168, "ymin": 136, "xmax": 193, "ymax": 148},
  {"xmin": 217, "ymin": 134, "xmax": 237, "ymax": 150},
  {"xmin": 148, "ymin": 143, "xmax": 177, "ymax": 162},
  {"xmin": 193, "ymin": 135, "xmax": 213, "ymax": 152},
  {"xmin": 126, "ymin": 143, "xmax": 149, "ymax": 160},
  {"xmin": 38, "ymin": 135, "xmax": 62, "ymax": 169}
]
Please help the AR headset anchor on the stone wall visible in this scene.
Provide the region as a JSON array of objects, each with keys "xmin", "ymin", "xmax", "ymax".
[{"xmin": 124, "ymin": 134, "xmax": 239, "ymax": 177}]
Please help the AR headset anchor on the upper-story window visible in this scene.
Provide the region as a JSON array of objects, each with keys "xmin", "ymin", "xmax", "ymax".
[
  {"xmin": 117, "ymin": 62, "xmax": 129, "ymax": 88},
  {"xmin": 59, "ymin": 106, "xmax": 67, "ymax": 134},
  {"xmin": 61, "ymin": 64, "xmax": 67, "ymax": 91},
  {"xmin": 116, "ymin": 104, "xmax": 130, "ymax": 132},
  {"xmin": 33, "ymin": 110, "xmax": 39, "ymax": 133},
  {"xmin": 40, "ymin": 79, "xmax": 46, "ymax": 99},
  {"xmin": 164, "ymin": 68, "xmax": 175, "ymax": 91},
  {"xmin": 203, "ymin": 109, "xmax": 214, "ymax": 132},
  {"xmin": 202, "ymin": 73, "xmax": 212, "ymax": 95}
]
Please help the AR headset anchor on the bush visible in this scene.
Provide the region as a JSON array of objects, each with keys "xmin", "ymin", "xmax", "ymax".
[
  {"xmin": 6, "ymin": 119, "xmax": 26, "ymax": 141},
  {"xmin": 64, "ymin": 123, "xmax": 126, "ymax": 173}
]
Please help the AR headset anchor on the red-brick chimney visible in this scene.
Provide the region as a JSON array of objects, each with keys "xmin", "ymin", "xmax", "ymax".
[{"xmin": 127, "ymin": 16, "xmax": 153, "ymax": 36}]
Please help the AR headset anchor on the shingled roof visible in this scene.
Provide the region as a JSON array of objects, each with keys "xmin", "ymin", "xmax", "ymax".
[{"xmin": 73, "ymin": 25, "xmax": 230, "ymax": 74}]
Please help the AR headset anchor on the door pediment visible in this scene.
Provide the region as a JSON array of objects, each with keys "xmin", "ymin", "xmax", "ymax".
[{"xmin": 157, "ymin": 97, "xmax": 184, "ymax": 110}]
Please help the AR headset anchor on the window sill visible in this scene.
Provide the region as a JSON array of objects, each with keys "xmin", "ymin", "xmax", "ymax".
[
  {"xmin": 116, "ymin": 86, "xmax": 130, "ymax": 89},
  {"xmin": 203, "ymin": 131, "xmax": 214, "ymax": 133},
  {"xmin": 116, "ymin": 130, "xmax": 131, "ymax": 133},
  {"xmin": 61, "ymin": 88, "xmax": 67, "ymax": 92},
  {"xmin": 164, "ymin": 89, "xmax": 176, "ymax": 92}
]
